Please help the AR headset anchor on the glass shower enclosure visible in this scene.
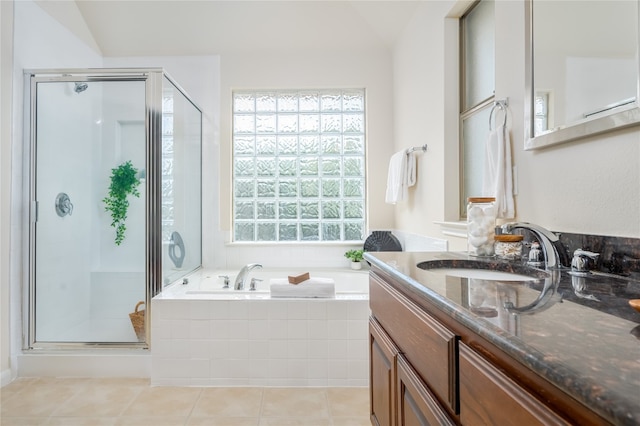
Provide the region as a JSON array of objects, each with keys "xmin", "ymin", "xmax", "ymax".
[{"xmin": 24, "ymin": 69, "xmax": 202, "ymax": 348}]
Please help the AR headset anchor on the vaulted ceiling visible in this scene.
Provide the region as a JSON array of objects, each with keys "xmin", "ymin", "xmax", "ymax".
[{"xmin": 60, "ymin": 1, "xmax": 423, "ymax": 56}]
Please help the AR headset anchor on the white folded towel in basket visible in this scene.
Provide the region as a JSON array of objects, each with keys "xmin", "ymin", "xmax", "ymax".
[{"xmin": 269, "ymin": 278, "xmax": 335, "ymax": 298}]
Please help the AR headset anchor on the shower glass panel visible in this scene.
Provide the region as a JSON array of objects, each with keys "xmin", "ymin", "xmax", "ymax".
[
  {"xmin": 25, "ymin": 69, "xmax": 202, "ymax": 348},
  {"xmin": 161, "ymin": 77, "xmax": 202, "ymax": 286},
  {"xmin": 34, "ymin": 79, "xmax": 146, "ymax": 344}
]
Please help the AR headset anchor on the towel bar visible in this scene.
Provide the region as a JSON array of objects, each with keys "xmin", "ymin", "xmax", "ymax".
[{"xmin": 407, "ymin": 144, "xmax": 427, "ymax": 154}]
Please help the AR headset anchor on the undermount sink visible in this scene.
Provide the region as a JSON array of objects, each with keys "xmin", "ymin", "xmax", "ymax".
[
  {"xmin": 428, "ymin": 268, "xmax": 538, "ymax": 281},
  {"xmin": 417, "ymin": 259, "xmax": 547, "ymax": 282}
]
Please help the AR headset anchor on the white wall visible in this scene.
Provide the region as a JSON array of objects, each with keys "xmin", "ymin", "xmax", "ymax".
[
  {"xmin": 392, "ymin": 0, "xmax": 640, "ymax": 251},
  {"xmin": 1, "ymin": 0, "xmax": 15, "ymax": 386},
  {"xmin": 8, "ymin": 0, "xmax": 102, "ymax": 376},
  {"xmin": 393, "ymin": 1, "xmax": 456, "ymax": 243}
]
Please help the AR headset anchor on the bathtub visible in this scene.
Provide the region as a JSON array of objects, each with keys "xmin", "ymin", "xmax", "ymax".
[
  {"xmin": 151, "ymin": 268, "xmax": 370, "ymax": 387},
  {"xmin": 160, "ymin": 268, "xmax": 369, "ymax": 299}
]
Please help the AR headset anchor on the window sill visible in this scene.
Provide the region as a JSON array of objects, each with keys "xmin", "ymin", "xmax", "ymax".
[
  {"xmin": 433, "ymin": 221, "xmax": 467, "ymax": 239},
  {"xmin": 225, "ymin": 241, "xmax": 364, "ymax": 247}
]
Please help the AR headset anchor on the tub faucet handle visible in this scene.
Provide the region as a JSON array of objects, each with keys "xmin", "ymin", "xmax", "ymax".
[
  {"xmin": 218, "ymin": 275, "xmax": 230, "ymax": 289},
  {"xmin": 249, "ymin": 278, "xmax": 263, "ymax": 291}
]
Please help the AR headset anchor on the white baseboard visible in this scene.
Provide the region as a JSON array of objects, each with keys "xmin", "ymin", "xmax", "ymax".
[
  {"xmin": 1, "ymin": 368, "xmax": 14, "ymax": 387},
  {"xmin": 17, "ymin": 351, "xmax": 151, "ymax": 378}
]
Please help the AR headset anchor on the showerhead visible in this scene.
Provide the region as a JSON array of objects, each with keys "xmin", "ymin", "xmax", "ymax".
[{"xmin": 74, "ymin": 82, "xmax": 88, "ymax": 94}]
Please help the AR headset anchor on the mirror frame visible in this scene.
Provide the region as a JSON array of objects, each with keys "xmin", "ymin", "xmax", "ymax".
[{"xmin": 524, "ymin": 0, "xmax": 640, "ymax": 150}]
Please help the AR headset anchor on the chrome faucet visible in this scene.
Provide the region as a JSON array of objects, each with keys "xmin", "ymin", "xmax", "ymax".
[
  {"xmin": 234, "ymin": 263, "xmax": 263, "ymax": 290},
  {"xmin": 500, "ymin": 222, "xmax": 569, "ymax": 269},
  {"xmin": 504, "ymin": 269, "xmax": 563, "ymax": 315}
]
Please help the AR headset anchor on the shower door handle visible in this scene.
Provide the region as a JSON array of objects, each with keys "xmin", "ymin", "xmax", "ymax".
[{"xmin": 31, "ymin": 201, "xmax": 39, "ymax": 223}]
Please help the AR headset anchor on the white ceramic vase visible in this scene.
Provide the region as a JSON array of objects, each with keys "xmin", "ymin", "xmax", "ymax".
[{"xmin": 350, "ymin": 261, "xmax": 362, "ymax": 270}]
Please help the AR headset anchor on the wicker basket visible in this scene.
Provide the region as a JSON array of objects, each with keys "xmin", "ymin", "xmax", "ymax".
[{"xmin": 129, "ymin": 301, "xmax": 145, "ymax": 342}]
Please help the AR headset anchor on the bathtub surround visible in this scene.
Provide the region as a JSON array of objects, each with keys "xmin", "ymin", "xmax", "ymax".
[
  {"xmin": 152, "ymin": 269, "xmax": 370, "ymax": 387},
  {"xmin": 269, "ymin": 277, "xmax": 336, "ymax": 298}
]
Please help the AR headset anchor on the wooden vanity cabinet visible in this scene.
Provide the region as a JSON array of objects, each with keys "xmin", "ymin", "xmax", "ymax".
[
  {"xmin": 369, "ymin": 317, "xmax": 398, "ymax": 426},
  {"xmin": 397, "ymin": 355, "xmax": 456, "ymax": 426},
  {"xmin": 369, "ymin": 273, "xmax": 458, "ymax": 424},
  {"xmin": 459, "ymin": 343, "xmax": 569, "ymax": 425},
  {"xmin": 369, "ymin": 316, "xmax": 455, "ymax": 426},
  {"xmin": 369, "ymin": 268, "xmax": 610, "ymax": 426}
]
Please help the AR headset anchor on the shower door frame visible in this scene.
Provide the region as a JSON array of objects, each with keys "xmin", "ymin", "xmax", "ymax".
[{"xmin": 23, "ymin": 68, "xmax": 200, "ymax": 350}]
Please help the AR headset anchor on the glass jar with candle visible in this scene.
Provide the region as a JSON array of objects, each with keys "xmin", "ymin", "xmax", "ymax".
[{"xmin": 467, "ymin": 197, "xmax": 496, "ymax": 256}]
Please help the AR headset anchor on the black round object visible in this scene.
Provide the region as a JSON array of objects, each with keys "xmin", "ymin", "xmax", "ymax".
[{"xmin": 364, "ymin": 231, "xmax": 402, "ymax": 252}]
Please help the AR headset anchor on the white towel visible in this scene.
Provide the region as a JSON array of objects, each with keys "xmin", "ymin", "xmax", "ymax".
[
  {"xmin": 482, "ymin": 124, "xmax": 515, "ymax": 219},
  {"xmin": 269, "ymin": 278, "xmax": 335, "ymax": 298},
  {"xmin": 385, "ymin": 150, "xmax": 417, "ymax": 204}
]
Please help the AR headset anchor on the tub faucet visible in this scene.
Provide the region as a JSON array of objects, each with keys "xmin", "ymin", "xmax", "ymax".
[
  {"xmin": 234, "ymin": 263, "xmax": 263, "ymax": 290},
  {"xmin": 500, "ymin": 222, "xmax": 569, "ymax": 269}
]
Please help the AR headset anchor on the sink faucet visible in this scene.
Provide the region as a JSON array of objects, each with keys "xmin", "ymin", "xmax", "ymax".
[
  {"xmin": 234, "ymin": 263, "xmax": 263, "ymax": 290},
  {"xmin": 504, "ymin": 269, "xmax": 563, "ymax": 315},
  {"xmin": 500, "ymin": 222, "xmax": 569, "ymax": 269}
]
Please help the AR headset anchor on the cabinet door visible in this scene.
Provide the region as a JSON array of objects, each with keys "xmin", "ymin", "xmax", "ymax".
[
  {"xmin": 397, "ymin": 355, "xmax": 456, "ymax": 426},
  {"xmin": 370, "ymin": 273, "xmax": 459, "ymax": 413},
  {"xmin": 459, "ymin": 343, "xmax": 570, "ymax": 426},
  {"xmin": 370, "ymin": 317, "xmax": 398, "ymax": 426}
]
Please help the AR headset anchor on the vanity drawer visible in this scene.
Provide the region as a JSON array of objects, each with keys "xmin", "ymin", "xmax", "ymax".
[
  {"xmin": 459, "ymin": 343, "xmax": 569, "ymax": 426},
  {"xmin": 370, "ymin": 274, "xmax": 459, "ymax": 414}
]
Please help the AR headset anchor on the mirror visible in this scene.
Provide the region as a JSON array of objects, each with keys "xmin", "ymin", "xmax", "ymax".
[{"xmin": 525, "ymin": 0, "xmax": 640, "ymax": 150}]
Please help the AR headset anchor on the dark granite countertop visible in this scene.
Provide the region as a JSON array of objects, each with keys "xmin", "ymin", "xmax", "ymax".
[{"xmin": 365, "ymin": 251, "xmax": 640, "ymax": 426}]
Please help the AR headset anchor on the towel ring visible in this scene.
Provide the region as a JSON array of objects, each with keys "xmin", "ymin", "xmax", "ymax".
[{"xmin": 489, "ymin": 99, "xmax": 508, "ymax": 130}]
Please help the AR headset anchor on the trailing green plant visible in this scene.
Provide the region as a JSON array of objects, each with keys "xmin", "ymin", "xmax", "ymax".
[
  {"xmin": 103, "ymin": 161, "xmax": 141, "ymax": 245},
  {"xmin": 344, "ymin": 249, "xmax": 365, "ymax": 262}
]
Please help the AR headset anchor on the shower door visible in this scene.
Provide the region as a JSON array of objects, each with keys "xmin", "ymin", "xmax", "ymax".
[{"xmin": 31, "ymin": 77, "xmax": 147, "ymax": 344}]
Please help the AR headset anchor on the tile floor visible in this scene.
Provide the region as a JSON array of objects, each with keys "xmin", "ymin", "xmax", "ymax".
[{"xmin": 0, "ymin": 378, "xmax": 370, "ymax": 426}]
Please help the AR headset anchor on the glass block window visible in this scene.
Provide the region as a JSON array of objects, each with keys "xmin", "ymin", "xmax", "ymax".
[
  {"xmin": 232, "ymin": 89, "xmax": 366, "ymax": 242},
  {"xmin": 161, "ymin": 92, "xmax": 174, "ymax": 243}
]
